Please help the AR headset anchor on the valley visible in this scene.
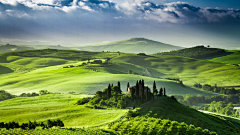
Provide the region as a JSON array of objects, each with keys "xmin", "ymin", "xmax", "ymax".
[{"xmin": 0, "ymin": 40, "xmax": 240, "ymax": 134}]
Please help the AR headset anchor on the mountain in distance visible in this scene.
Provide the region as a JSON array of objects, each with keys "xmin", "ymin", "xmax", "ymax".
[
  {"xmin": 0, "ymin": 44, "xmax": 34, "ymax": 54},
  {"xmin": 78, "ymin": 38, "xmax": 184, "ymax": 54}
]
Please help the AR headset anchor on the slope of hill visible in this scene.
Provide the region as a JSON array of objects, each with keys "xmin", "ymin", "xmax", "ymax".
[
  {"xmin": 0, "ymin": 50, "xmax": 221, "ymax": 96},
  {"xmin": 78, "ymin": 38, "xmax": 183, "ymax": 54},
  {"xmin": 109, "ymin": 54, "xmax": 240, "ymax": 87},
  {"xmin": 0, "ymin": 94, "xmax": 127, "ymax": 127},
  {"xmin": 0, "ymin": 44, "xmax": 34, "ymax": 54},
  {"xmin": 205, "ymin": 50, "xmax": 240, "ymax": 65},
  {"xmin": 155, "ymin": 45, "xmax": 227, "ymax": 59},
  {"xmin": 137, "ymin": 96, "xmax": 237, "ymax": 134}
]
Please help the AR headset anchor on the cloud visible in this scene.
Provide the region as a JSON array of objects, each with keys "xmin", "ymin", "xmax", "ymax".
[
  {"xmin": 0, "ymin": 0, "xmax": 239, "ymax": 23},
  {"xmin": 0, "ymin": 0, "xmax": 240, "ymax": 46}
]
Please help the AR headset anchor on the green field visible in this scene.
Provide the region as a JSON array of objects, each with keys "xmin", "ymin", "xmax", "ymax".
[
  {"xmin": 0, "ymin": 49, "xmax": 237, "ymax": 96},
  {"xmin": 0, "ymin": 94, "xmax": 127, "ymax": 127},
  {"xmin": 137, "ymin": 96, "xmax": 237, "ymax": 134},
  {"xmin": 206, "ymin": 50, "xmax": 240, "ymax": 65}
]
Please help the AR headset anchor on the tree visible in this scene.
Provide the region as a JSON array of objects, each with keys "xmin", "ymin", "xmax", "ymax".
[
  {"xmin": 127, "ymin": 82, "xmax": 130, "ymax": 92},
  {"xmin": 164, "ymin": 87, "xmax": 166, "ymax": 96},
  {"xmin": 108, "ymin": 84, "xmax": 112, "ymax": 98},
  {"xmin": 160, "ymin": 88, "xmax": 163, "ymax": 96},
  {"xmin": 96, "ymin": 91, "xmax": 103, "ymax": 98},
  {"xmin": 128, "ymin": 70, "xmax": 133, "ymax": 74},
  {"xmin": 118, "ymin": 81, "xmax": 121, "ymax": 90},
  {"xmin": 131, "ymin": 88, "xmax": 135, "ymax": 101},
  {"xmin": 112, "ymin": 86, "xmax": 121, "ymax": 95},
  {"xmin": 153, "ymin": 81, "xmax": 156, "ymax": 91},
  {"xmin": 136, "ymin": 81, "xmax": 139, "ymax": 97},
  {"xmin": 133, "ymin": 100, "xmax": 135, "ymax": 109}
]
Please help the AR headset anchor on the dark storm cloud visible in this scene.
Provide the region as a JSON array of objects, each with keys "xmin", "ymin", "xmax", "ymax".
[{"xmin": 0, "ymin": 0, "xmax": 240, "ymax": 46}]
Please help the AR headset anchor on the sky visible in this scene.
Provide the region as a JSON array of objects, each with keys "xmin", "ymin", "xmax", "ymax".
[{"xmin": 0, "ymin": 0, "xmax": 240, "ymax": 49}]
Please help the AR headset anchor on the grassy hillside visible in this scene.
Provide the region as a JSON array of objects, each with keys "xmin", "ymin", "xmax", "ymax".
[
  {"xmin": 206, "ymin": 50, "xmax": 240, "ymax": 65},
  {"xmin": 0, "ymin": 49, "xmax": 221, "ymax": 96},
  {"xmin": 109, "ymin": 54, "xmax": 240, "ymax": 87},
  {"xmin": 0, "ymin": 94, "xmax": 127, "ymax": 127},
  {"xmin": 0, "ymin": 44, "xmax": 34, "ymax": 54},
  {"xmin": 137, "ymin": 96, "xmax": 238, "ymax": 134},
  {"xmin": 78, "ymin": 38, "xmax": 183, "ymax": 54}
]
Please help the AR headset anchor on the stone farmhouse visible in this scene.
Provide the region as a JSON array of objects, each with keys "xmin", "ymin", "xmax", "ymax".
[{"xmin": 127, "ymin": 84, "xmax": 150, "ymax": 97}]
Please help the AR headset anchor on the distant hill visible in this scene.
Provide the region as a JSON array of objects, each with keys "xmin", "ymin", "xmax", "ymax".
[
  {"xmin": 78, "ymin": 38, "xmax": 183, "ymax": 54},
  {"xmin": 0, "ymin": 44, "xmax": 34, "ymax": 54},
  {"xmin": 155, "ymin": 45, "xmax": 226, "ymax": 59}
]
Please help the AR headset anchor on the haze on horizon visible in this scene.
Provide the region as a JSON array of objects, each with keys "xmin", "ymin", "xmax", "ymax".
[{"xmin": 0, "ymin": 0, "xmax": 240, "ymax": 49}]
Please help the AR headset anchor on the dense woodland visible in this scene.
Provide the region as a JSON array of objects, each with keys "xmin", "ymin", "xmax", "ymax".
[{"xmin": 157, "ymin": 46, "xmax": 226, "ymax": 59}]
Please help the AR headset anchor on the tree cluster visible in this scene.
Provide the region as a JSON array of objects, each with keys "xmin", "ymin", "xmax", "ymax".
[
  {"xmin": 157, "ymin": 46, "xmax": 225, "ymax": 59},
  {"xmin": 193, "ymin": 83, "xmax": 239, "ymax": 95},
  {"xmin": 19, "ymin": 92, "xmax": 39, "ymax": 97},
  {"xmin": 0, "ymin": 90, "xmax": 15, "ymax": 101},
  {"xmin": 0, "ymin": 119, "xmax": 64, "ymax": 130},
  {"xmin": 108, "ymin": 116, "xmax": 218, "ymax": 135},
  {"xmin": 173, "ymin": 94, "xmax": 240, "ymax": 107}
]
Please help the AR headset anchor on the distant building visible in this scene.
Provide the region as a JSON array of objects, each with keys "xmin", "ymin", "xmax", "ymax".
[{"xmin": 127, "ymin": 84, "xmax": 150, "ymax": 97}]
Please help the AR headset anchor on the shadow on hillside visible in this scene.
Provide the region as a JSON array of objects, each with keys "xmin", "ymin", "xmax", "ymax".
[
  {"xmin": 0, "ymin": 65, "xmax": 13, "ymax": 75},
  {"xmin": 201, "ymin": 51, "xmax": 233, "ymax": 60}
]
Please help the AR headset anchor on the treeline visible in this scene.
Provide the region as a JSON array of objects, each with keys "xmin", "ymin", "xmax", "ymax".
[
  {"xmin": 173, "ymin": 94, "xmax": 239, "ymax": 106},
  {"xmin": 157, "ymin": 46, "xmax": 225, "ymax": 59},
  {"xmin": 0, "ymin": 90, "xmax": 52, "ymax": 102},
  {"xmin": 108, "ymin": 116, "xmax": 219, "ymax": 134},
  {"xmin": 193, "ymin": 83, "xmax": 240, "ymax": 95},
  {"xmin": 198, "ymin": 101, "xmax": 237, "ymax": 117},
  {"xmin": 0, "ymin": 90, "xmax": 15, "ymax": 101},
  {"xmin": 0, "ymin": 119, "xmax": 64, "ymax": 130}
]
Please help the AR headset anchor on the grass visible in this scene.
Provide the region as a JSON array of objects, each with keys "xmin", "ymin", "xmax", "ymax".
[
  {"xmin": 110, "ymin": 53, "xmax": 240, "ymax": 87},
  {"xmin": 137, "ymin": 96, "xmax": 238, "ymax": 134},
  {"xmin": 206, "ymin": 50, "xmax": 240, "ymax": 65},
  {"xmin": 0, "ymin": 94, "xmax": 127, "ymax": 127},
  {"xmin": 0, "ymin": 49, "xmax": 229, "ymax": 96}
]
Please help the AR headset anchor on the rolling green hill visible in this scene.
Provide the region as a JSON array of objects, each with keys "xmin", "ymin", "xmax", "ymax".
[
  {"xmin": 205, "ymin": 50, "xmax": 240, "ymax": 65},
  {"xmin": 136, "ymin": 96, "xmax": 238, "ymax": 134},
  {"xmin": 1, "ymin": 49, "xmax": 240, "ymax": 96},
  {"xmin": 0, "ymin": 49, "xmax": 222, "ymax": 96},
  {"xmin": 78, "ymin": 38, "xmax": 183, "ymax": 54},
  {"xmin": 0, "ymin": 44, "xmax": 34, "ymax": 54},
  {"xmin": 0, "ymin": 94, "xmax": 127, "ymax": 128},
  {"xmin": 109, "ymin": 54, "xmax": 240, "ymax": 87}
]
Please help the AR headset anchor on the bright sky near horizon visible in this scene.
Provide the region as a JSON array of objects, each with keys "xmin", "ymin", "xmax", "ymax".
[{"xmin": 0, "ymin": 0, "xmax": 240, "ymax": 49}]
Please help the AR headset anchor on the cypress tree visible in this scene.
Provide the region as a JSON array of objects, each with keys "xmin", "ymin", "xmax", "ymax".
[
  {"xmin": 164, "ymin": 87, "xmax": 166, "ymax": 96},
  {"xmin": 160, "ymin": 88, "xmax": 163, "ymax": 96},
  {"xmin": 132, "ymin": 88, "xmax": 135, "ymax": 101},
  {"xmin": 112, "ymin": 83, "xmax": 113, "ymax": 87},
  {"xmin": 108, "ymin": 84, "xmax": 111, "ymax": 98},
  {"xmin": 141, "ymin": 89, "xmax": 144, "ymax": 103},
  {"xmin": 127, "ymin": 82, "xmax": 130, "ymax": 93},
  {"xmin": 133, "ymin": 100, "xmax": 135, "ymax": 109},
  {"xmin": 136, "ymin": 81, "xmax": 139, "ymax": 97},
  {"xmin": 118, "ymin": 81, "xmax": 121, "ymax": 90},
  {"xmin": 142, "ymin": 79, "xmax": 144, "ymax": 90},
  {"xmin": 139, "ymin": 80, "xmax": 142, "ymax": 85},
  {"xmin": 153, "ymin": 81, "xmax": 156, "ymax": 91}
]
